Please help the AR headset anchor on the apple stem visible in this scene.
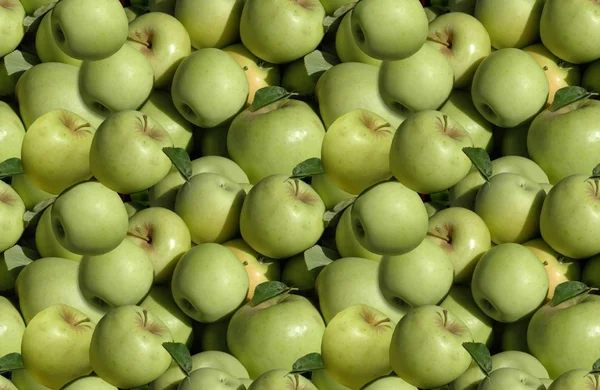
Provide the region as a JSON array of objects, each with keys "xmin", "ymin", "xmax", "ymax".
[
  {"xmin": 440, "ymin": 309, "xmax": 449, "ymax": 326},
  {"xmin": 74, "ymin": 317, "xmax": 92, "ymax": 326},
  {"xmin": 373, "ymin": 317, "xmax": 392, "ymax": 327},
  {"xmin": 127, "ymin": 31, "xmax": 150, "ymax": 48},
  {"xmin": 426, "ymin": 31, "xmax": 450, "ymax": 47},
  {"xmin": 141, "ymin": 309, "xmax": 149, "ymax": 327},
  {"xmin": 426, "ymin": 226, "xmax": 450, "ymax": 242},
  {"xmin": 127, "ymin": 226, "xmax": 150, "ymax": 242}
]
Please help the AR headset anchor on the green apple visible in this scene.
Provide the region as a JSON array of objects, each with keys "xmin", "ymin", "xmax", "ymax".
[
  {"xmin": 499, "ymin": 123, "xmax": 530, "ymax": 158},
  {"xmin": 319, "ymin": 0, "xmax": 354, "ymax": 14},
  {"xmin": 227, "ymin": 99, "xmax": 325, "ymax": 184},
  {"xmin": 335, "ymin": 205, "xmax": 383, "ymax": 262},
  {"xmin": 501, "ymin": 319, "xmax": 531, "ymax": 354},
  {"xmin": 582, "ymin": 254, "xmax": 600, "ymax": 287},
  {"xmin": 171, "ymin": 243, "xmax": 249, "ymax": 323},
  {"xmin": 380, "ymin": 239, "xmax": 454, "ymax": 308},
  {"xmin": 35, "ymin": 205, "xmax": 82, "ymax": 262},
  {"xmin": 389, "ymin": 305, "xmax": 474, "ymax": 389},
  {"xmin": 21, "ymin": 304, "xmax": 95, "ymax": 390},
  {"xmin": 0, "ymin": 376, "xmax": 18, "ymax": 390},
  {"xmin": 350, "ymin": 180, "xmax": 429, "ymax": 256},
  {"xmin": 0, "ymin": 0, "xmax": 25, "ymax": 57},
  {"xmin": 0, "ymin": 57, "xmax": 19, "ymax": 97},
  {"xmin": 79, "ymin": 43, "xmax": 154, "ymax": 115},
  {"xmin": 149, "ymin": 0, "xmax": 175, "ymax": 14},
  {"xmin": 175, "ymin": 172, "xmax": 246, "ymax": 244},
  {"xmin": 178, "ymin": 368, "xmax": 245, "ymax": 390},
  {"xmin": 11, "ymin": 369, "xmax": 52, "ymax": 390},
  {"xmin": 478, "ymin": 367, "xmax": 545, "ymax": 390},
  {"xmin": 51, "ymin": 180, "xmax": 129, "ymax": 256},
  {"xmin": 280, "ymin": 253, "xmax": 318, "ymax": 294},
  {"xmin": 0, "ymin": 296, "xmax": 25, "ymax": 356},
  {"xmin": 547, "ymin": 368, "xmax": 600, "ymax": 389},
  {"xmin": 198, "ymin": 320, "xmax": 230, "ymax": 353},
  {"xmin": 61, "ymin": 376, "xmax": 117, "ymax": 390},
  {"xmin": 527, "ymin": 99, "xmax": 600, "ymax": 184},
  {"xmin": 389, "ymin": 110, "xmax": 474, "ymax": 194},
  {"xmin": 310, "ymin": 174, "xmax": 354, "ymax": 211},
  {"xmin": 0, "ymin": 180, "xmax": 25, "ymax": 252},
  {"xmin": 361, "ymin": 375, "xmax": 418, "ymax": 390},
  {"xmin": 583, "ymin": 59, "xmax": 600, "ymax": 92},
  {"xmin": 280, "ymin": 58, "xmax": 321, "ymax": 97},
  {"xmin": 471, "ymin": 243, "xmax": 549, "ymax": 323},
  {"xmin": 311, "ymin": 369, "xmax": 351, "ymax": 390},
  {"xmin": 90, "ymin": 305, "xmax": 173, "ymax": 388},
  {"xmin": 140, "ymin": 286, "xmax": 193, "ymax": 347},
  {"xmin": 21, "ymin": 109, "xmax": 96, "ymax": 195},
  {"xmin": 350, "ymin": 0, "xmax": 428, "ymax": 61},
  {"xmin": 440, "ymin": 286, "xmax": 494, "ymax": 346},
  {"xmin": 315, "ymin": 257, "xmax": 408, "ymax": 324},
  {"xmin": 127, "ymin": 12, "xmax": 192, "ymax": 89},
  {"xmin": 239, "ymin": 175, "xmax": 326, "ymax": 259},
  {"xmin": 10, "ymin": 174, "xmax": 54, "ymax": 211},
  {"xmin": 426, "ymin": 12, "xmax": 492, "ymax": 88},
  {"xmin": 124, "ymin": 6, "xmax": 143, "ymax": 22},
  {"xmin": 379, "ymin": 44, "xmax": 454, "ymax": 113},
  {"xmin": 171, "ymin": 48, "xmax": 249, "ymax": 128},
  {"xmin": 474, "ymin": 0, "xmax": 544, "ymax": 49},
  {"xmin": 335, "ymin": 10, "xmax": 382, "ymax": 67},
  {"xmin": 227, "ymin": 293, "xmax": 325, "ymax": 379},
  {"xmin": 321, "ymin": 109, "xmax": 396, "ymax": 195},
  {"xmin": 196, "ymin": 126, "xmax": 230, "ymax": 158},
  {"xmin": 51, "ymin": 0, "xmax": 129, "ymax": 61},
  {"xmin": 17, "ymin": 0, "xmax": 54, "ymax": 14},
  {"xmin": 0, "ymin": 253, "xmax": 20, "ymax": 292},
  {"xmin": 35, "ymin": 10, "xmax": 82, "ymax": 67},
  {"xmin": 447, "ymin": 0, "xmax": 476, "ymax": 13},
  {"xmin": 424, "ymin": 6, "xmax": 446, "ymax": 22},
  {"xmin": 321, "ymin": 304, "xmax": 395, "ymax": 389},
  {"xmin": 0, "ymin": 101, "xmax": 24, "ymax": 163},
  {"xmin": 315, "ymin": 62, "xmax": 406, "ymax": 129},
  {"xmin": 471, "ymin": 48, "xmax": 549, "ymax": 128},
  {"xmin": 248, "ymin": 369, "xmax": 317, "ymax": 390}
]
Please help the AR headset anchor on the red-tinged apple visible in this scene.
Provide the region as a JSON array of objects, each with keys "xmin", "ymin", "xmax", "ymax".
[
  {"xmin": 0, "ymin": 101, "xmax": 24, "ymax": 162},
  {"xmin": 35, "ymin": 205, "xmax": 82, "ymax": 262},
  {"xmin": 35, "ymin": 10, "xmax": 82, "ymax": 67},
  {"xmin": 178, "ymin": 368, "xmax": 245, "ymax": 390},
  {"xmin": 440, "ymin": 286, "xmax": 494, "ymax": 346},
  {"xmin": 0, "ymin": 296, "xmax": 24, "ymax": 356},
  {"xmin": 0, "ymin": 0, "xmax": 25, "ymax": 57},
  {"xmin": 280, "ymin": 59, "xmax": 322, "ymax": 97},
  {"xmin": 61, "ymin": 376, "xmax": 117, "ymax": 390},
  {"xmin": 335, "ymin": 10, "xmax": 382, "ymax": 67},
  {"xmin": 140, "ymin": 286, "xmax": 193, "ymax": 346},
  {"xmin": 248, "ymin": 369, "xmax": 317, "ymax": 390},
  {"xmin": 21, "ymin": 304, "xmax": 95, "ymax": 390},
  {"xmin": 335, "ymin": 205, "xmax": 383, "ymax": 262},
  {"xmin": 0, "ymin": 181, "xmax": 25, "ymax": 252}
]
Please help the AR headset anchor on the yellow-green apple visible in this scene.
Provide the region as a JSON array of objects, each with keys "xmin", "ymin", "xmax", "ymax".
[
  {"xmin": 21, "ymin": 109, "xmax": 96, "ymax": 195},
  {"xmin": 175, "ymin": 172, "xmax": 246, "ymax": 244},
  {"xmin": 471, "ymin": 243, "xmax": 549, "ymax": 323},
  {"xmin": 501, "ymin": 319, "xmax": 531, "ymax": 353},
  {"xmin": 335, "ymin": 205, "xmax": 382, "ymax": 262},
  {"xmin": 126, "ymin": 206, "xmax": 192, "ymax": 284},
  {"xmin": 280, "ymin": 254, "xmax": 319, "ymax": 293},
  {"xmin": 0, "ymin": 0, "xmax": 25, "ymax": 57},
  {"xmin": 126, "ymin": 12, "xmax": 192, "ymax": 89},
  {"xmin": 311, "ymin": 174, "xmax": 354, "ymax": 210},
  {"xmin": 0, "ymin": 252, "xmax": 20, "ymax": 292},
  {"xmin": 528, "ymin": 294, "xmax": 600, "ymax": 378},
  {"xmin": 471, "ymin": 48, "xmax": 549, "ymax": 128},
  {"xmin": 15, "ymin": 63, "xmax": 105, "ymax": 129},
  {"xmin": 79, "ymin": 44, "xmax": 154, "ymax": 115},
  {"xmin": 171, "ymin": 243, "xmax": 249, "ymax": 322},
  {"xmin": 178, "ymin": 368, "xmax": 245, "ymax": 390},
  {"xmin": 35, "ymin": 10, "xmax": 82, "ymax": 67},
  {"xmin": 426, "ymin": 12, "xmax": 492, "ymax": 88},
  {"xmin": 380, "ymin": 239, "xmax": 454, "ymax": 307},
  {"xmin": 361, "ymin": 375, "xmax": 418, "ymax": 390},
  {"xmin": 51, "ymin": 0, "xmax": 128, "ymax": 61},
  {"xmin": 440, "ymin": 90, "xmax": 494, "ymax": 152},
  {"xmin": 540, "ymin": 0, "xmax": 600, "ymax": 64},
  {"xmin": 583, "ymin": 59, "xmax": 600, "ymax": 92},
  {"xmin": 21, "ymin": 304, "xmax": 95, "ymax": 389},
  {"xmin": 61, "ymin": 376, "xmax": 117, "ymax": 390},
  {"xmin": 0, "ymin": 101, "xmax": 24, "ymax": 163},
  {"xmin": 523, "ymin": 43, "xmax": 581, "ymax": 106},
  {"xmin": 539, "ymin": 173, "xmax": 600, "ymax": 259},
  {"xmin": 315, "ymin": 257, "xmax": 408, "ymax": 324},
  {"xmin": 321, "ymin": 304, "xmax": 395, "ymax": 389},
  {"xmin": 582, "ymin": 254, "xmax": 600, "ymax": 287},
  {"xmin": 478, "ymin": 367, "xmax": 545, "ymax": 390},
  {"xmin": 315, "ymin": 62, "xmax": 407, "ymax": 129},
  {"xmin": 248, "ymin": 369, "xmax": 317, "ymax": 390},
  {"xmin": 227, "ymin": 293, "xmax": 325, "ymax": 379},
  {"xmin": 389, "ymin": 305, "xmax": 474, "ymax": 389},
  {"xmin": 527, "ymin": 100, "xmax": 600, "ymax": 184},
  {"xmin": 447, "ymin": 0, "xmax": 476, "ymax": 13},
  {"xmin": 123, "ymin": 6, "xmax": 142, "ymax": 22},
  {"xmin": 0, "ymin": 296, "xmax": 24, "ymax": 356},
  {"xmin": 440, "ymin": 285, "xmax": 494, "ymax": 346},
  {"xmin": 389, "ymin": 111, "xmax": 474, "ymax": 194},
  {"xmin": 0, "ymin": 376, "xmax": 17, "ymax": 390},
  {"xmin": 499, "ymin": 123, "xmax": 530, "ymax": 158},
  {"xmin": 140, "ymin": 286, "xmax": 193, "ymax": 346},
  {"xmin": 351, "ymin": 0, "xmax": 428, "ymax": 61},
  {"xmin": 0, "ymin": 180, "xmax": 25, "ymax": 252},
  {"xmin": 321, "ymin": 109, "xmax": 396, "ymax": 195},
  {"xmin": 11, "ymin": 173, "xmax": 54, "ymax": 211},
  {"xmin": 227, "ymin": 99, "xmax": 325, "ymax": 184},
  {"xmin": 149, "ymin": 155, "xmax": 249, "ymax": 209},
  {"xmin": 335, "ymin": 10, "xmax": 382, "ymax": 67},
  {"xmin": 11, "ymin": 369, "xmax": 52, "ymax": 390},
  {"xmin": 547, "ymin": 368, "xmax": 600, "ymax": 389},
  {"xmin": 311, "ymin": 369, "xmax": 351, "ymax": 390},
  {"xmin": 198, "ymin": 320, "xmax": 230, "ymax": 353},
  {"xmin": 171, "ymin": 48, "xmax": 249, "ymax": 128},
  {"xmin": 51, "ymin": 181, "xmax": 129, "ymax": 256},
  {"xmin": 239, "ymin": 175, "xmax": 326, "ymax": 259},
  {"xmin": 522, "ymin": 238, "xmax": 581, "ymax": 302},
  {"xmin": 379, "ymin": 44, "xmax": 454, "ymax": 113},
  {"xmin": 223, "ymin": 43, "xmax": 281, "ymax": 106},
  {"xmin": 424, "ymin": 6, "xmax": 446, "ymax": 22},
  {"xmin": 89, "ymin": 305, "xmax": 173, "ymax": 389},
  {"xmin": 35, "ymin": 205, "xmax": 82, "ymax": 262},
  {"xmin": 319, "ymin": 0, "xmax": 354, "ymax": 14},
  {"xmin": 280, "ymin": 58, "xmax": 321, "ymax": 97},
  {"xmin": 196, "ymin": 126, "xmax": 229, "ymax": 158},
  {"xmin": 0, "ymin": 57, "xmax": 18, "ymax": 97},
  {"xmin": 222, "ymin": 238, "xmax": 281, "ymax": 301}
]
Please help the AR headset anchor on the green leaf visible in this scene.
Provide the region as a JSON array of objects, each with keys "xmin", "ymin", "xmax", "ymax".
[
  {"xmin": 463, "ymin": 342, "xmax": 493, "ymax": 377},
  {"xmin": 163, "ymin": 147, "xmax": 192, "ymax": 182},
  {"xmin": 130, "ymin": 190, "xmax": 150, "ymax": 206},
  {"xmin": 323, "ymin": 2, "xmax": 357, "ymax": 30},
  {"xmin": 304, "ymin": 245, "xmax": 340, "ymax": 271},
  {"xmin": 4, "ymin": 245, "xmax": 40, "ymax": 271},
  {"xmin": 23, "ymin": 2, "xmax": 57, "ymax": 30},
  {"xmin": 130, "ymin": 0, "xmax": 151, "ymax": 12},
  {"xmin": 429, "ymin": 190, "xmax": 450, "ymax": 204},
  {"xmin": 249, "ymin": 281, "xmax": 296, "ymax": 307},
  {"xmin": 0, "ymin": 158, "xmax": 24, "ymax": 179},
  {"xmin": 290, "ymin": 158, "xmax": 325, "ymax": 180},
  {"xmin": 551, "ymin": 281, "xmax": 593, "ymax": 307},
  {"xmin": 591, "ymin": 163, "xmax": 600, "ymax": 180},
  {"xmin": 290, "ymin": 353, "xmax": 325, "ymax": 374},
  {"xmin": 0, "ymin": 353, "xmax": 24, "ymax": 374},
  {"xmin": 250, "ymin": 86, "xmax": 295, "ymax": 112},
  {"xmin": 24, "ymin": 197, "xmax": 56, "ymax": 224},
  {"xmin": 303, "ymin": 50, "xmax": 340, "ymax": 77},
  {"xmin": 591, "ymin": 358, "xmax": 600, "ymax": 374},
  {"xmin": 462, "ymin": 147, "xmax": 492, "ymax": 181},
  {"xmin": 549, "ymin": 86, "xmax": 598, "ymax": 112},
  {"xmin": 162, "ymin": 342, "xmax": 192, "ymax": 376},
  {"xmin": 3, "ymin": 51, "xmax": 40, "ymax": 77},
  {"xmin": 323, "ymin": 197, "xmax": 356, "ymax": 225}
]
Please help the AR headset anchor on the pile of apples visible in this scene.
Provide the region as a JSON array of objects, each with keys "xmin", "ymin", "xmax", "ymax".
[{"xmin": 2, "ymin": 0, "xmax": 600, "ymax": 389}]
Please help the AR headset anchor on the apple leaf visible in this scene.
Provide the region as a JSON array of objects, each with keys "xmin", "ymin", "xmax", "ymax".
[
  {"xmin": 3, "ymin": 50, "xmax": 40, "ymax": 77},
  {"xmin": 591, "ymin": 163, "xmax": 600, "ymax": 180},
  {"xmin": 304, "ymin": 245, "xmax": 339, "ymax": 271},
  {"xmin": 463, "ymin": 342, "xmax": 492, "ymax": 377},
  {"xmin": 323, "ymin": 2, "xmax": 357, "ymax": 30},
  {"xmin": 163, "ymin": 147, "xmax": 192, "ymax": 182},
  {"xmin": 250, "ymin": 86, "xmax": 296, "ymax": 112},
  {"xmin": 24, "ymin": 197, "xmax": 56, "ymax": 224},
  {"xmin": 4, "ymin": 245, "xmax": 40, "ymax": 271},
  {"xmin": 290, "ymin": 158, "xmax": 325, "ymax": 180},
  {"xmin": 323, "ymin": 196, "xmax": 356, "ymax": 226},
  {"xmin": 162, "ymin": 342, "xmax": 193, "ymax": 376},
  {"xmin": 130, "ymin": 0, "xmax": 150, "ymax": 12},
  {"xmin": 290, "ymin": 353, "xmax": 325, "ymax": 374},
  {"xmin": 462, "ymin": 147, "xmax": 492, "ymax": 181},
  {"xmin": 0, "ymin": 353, "xmax": 24, "ymax": 374},
  {"xmin": 0, "ymin": 158, "xmax": 24, "ymax": 179},
  {"xmin": 304, "ymin": 50, "xmax": 340, "ymax": 77},
  {"xmin": 23, "ymin": 1, "xmax": 57, "ymax": 31},
  {"xmin": 130, "ymin": 190, "xmax": 150, "ymax": 206},
  {"xmin": 549, "ymin": 86, "xmax": 599, "ymax": 112},
  {"xmin": 249, "ymin": 281, "xmax": 297, "ymax": 307},
  {"xmin": 551, "ymin": 281, "xmax": 594, "ymax": 307}
]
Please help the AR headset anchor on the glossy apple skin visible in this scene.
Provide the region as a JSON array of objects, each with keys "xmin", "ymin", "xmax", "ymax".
[
  {"xmin": 35, "ymin": 10, "xmax": 82, "ymax": 67},
  {"xmin": 0, "ymin": 101, "xmax": 25, "ymax": 167},
  {"xmin": 0, "ymin": 0, "xmax": 25, "ymax": 57},
  {"xmin": 0, "ymin": 296, "xmax": 25, "ymax": 357},
  {"xmin": 0, "ymin": 180, "xmax": 25, "ymax": 253}
]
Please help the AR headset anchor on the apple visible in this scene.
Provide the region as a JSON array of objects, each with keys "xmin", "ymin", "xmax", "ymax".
[
  {"xmin": 124, "ymin": 6, "xmax": 142, "ymax": 22},
  {"xmin": 280, "ymin": 253, "xmax": 320, "ymax": 294},
  {"xmin": 361, "ymin": 375, "xmax": 418, "ymax": 390},
  {"xmin": 0, "ymin": 0, "xmax": 25, "ymax": 57},
  {"xmin": 335, "ymin": 10, "xmax": 382, "ymax": 67},
  {"xmin": 0, "ymin": 57, "xmax": 19, "ymax": 97},
  {"xmin": 61, "ymin": 376, "xmax": 117, "ymax": 390},
  {"xmin": 319, "ymin": 0, "xmax": 355, "ymax": 14},
  {"xmin": 227, "ymin": 99, "xmax": 325, "ymax": 184},
  {"xmin": 148, "ymin": 0, "xmax": 175, "ymax": 14},
  {"xmin": 51, "ymin": 180, "xmax": 129, "ymax": 256},
  {"xmin": 140, "ymin": 286, "xmax": 193, "ymax": 346},
  {"xmin": 499, "ymin": 123, "xmax": 530, "ymax": 158},
  {"xmin": 547, "ymin": 368, "xmax": 600, "ymax": 389},
  {"xmin": 198, "ymin": 320, "xmax": 230, "ymax": 353},
  {"xmin": 21, "ymin": 109, "xmax": 96, "ymax": 195},
  {"xmin": 178, "ymin": 368, "xmax": 245, "ymax": 390},
  {"xmin": 171, "ymin": 48, "xmax": 249, "ymax": 128},
  {"xmin": 10, "ymin": 174, "xmax": 54, "ymax": 211},
  {"xmin": 126, "ymin": 206, "xmax": 192, "ymax": 284},
  {"xmin": 0, "ymin": 376, "xmax": 17, "ymax": 390},
  {"xmin": 126, "ymin": 12, "xmax": 192, "ymax": 89},
  {"xmin": 280, "ymin": 58, "xmax": 321, "ymax": 97},
  {"xmin": 310, "ymin": 369, "xmax": 351, "ymax": 390},
  {"xmin": 0, "ymin": 101, "xmax": 25, "ymax": 163},
  {"xmin": 426, "ymin": 12, "xmax": 492, "ymax": 89},
  {"xmin": 21, "ymin": 304, "xmax": 95, "ymax": 389},
  {"xmin": 583, "ymin": 59, "xmax": 600, "ymax": 92},
  {"xmin": 0, "ymin": 180, "xmax": 25, "ymax": 252},
  {"xmin": 35, "ymin": 205, "xmax": 83, "ymax": 262},
  {"xmin": 0, "ymin": 296, "xmax": 25, "ymax": 356},
  {"xmin": 227, "ymin": 293, "xmax": 325, "ymax": 379},
  {"xmin": 389, "ymin": 305, "xmax": 474, "ymax": 389},
  {"xmin": 478, "ymin": 367, "xmax": 545, "ymax": 390},
  {"xmin": 0, "ymin": 253, "xmax": 20, "ymax": 293},
  {"xmin": 196, "ymin": 126, "xmax": 230, "ymax": 158},
  {"xmin": 10, "ymin": 369, "xmax": 52, "ymax": 390},
  {"xmin": 582, "ymin": 254, "xmax": 600, "ymax": 287},
  {"xmin": 51, "ymin": 0, "xmax": 129, "ymax": 61},
  {"xmin": 35, "ymin": 10, "xmax": 82, "ymax": 67},
  {"xmin": 310, "ymin": 174, "xmax": 354, "ymax": 211},
  {"xmin": 440, "ymin": 285, "xmax": 494, "ymax": 346},
  {"xmin": 335, "ymin": 205, "xmax": 382, "ymax": 262},
  {"xmin": 247, "ymin": 369, "xmax": 317, "ymax": 390},
  {"xmin": 350, "ymin": 0, "xmax": 428, "ymax": 61},
  {"xmin": 17, "ymin": 0, "xmax": 54, "ymax": 14},
  {"xmin": 500, "ymin": 319, "xmax": 531, "ymax": 354}
]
